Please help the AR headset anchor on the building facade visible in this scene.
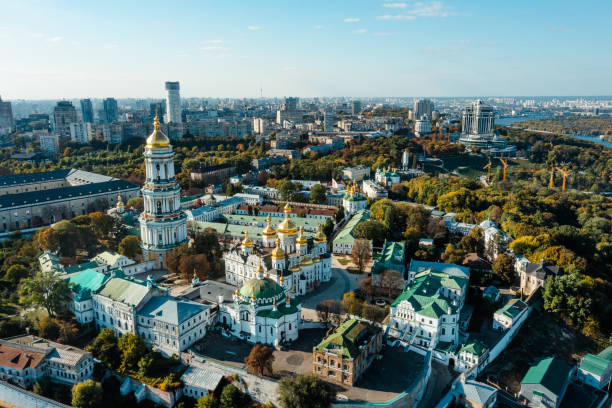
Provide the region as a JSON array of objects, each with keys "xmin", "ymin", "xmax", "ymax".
[
  {"xmin": 139, "ymin": 115, "xmax": 188, "ymax": 268},
  {"xmin": 165, "ymin": 81, "xmax": 182, "ymax": 123},
  {"xmin": 52, "ymin": 101, "xmax": 77, "ymax": 139}
]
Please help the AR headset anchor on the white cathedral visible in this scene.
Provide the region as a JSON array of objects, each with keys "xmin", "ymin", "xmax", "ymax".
[
  {"xmin": 224, "ymin": 204, "xmax": 332, "ymax": 297},
  {"xmin": 139, "ymin": 115, "xmax": 188, "ymax": 268}
]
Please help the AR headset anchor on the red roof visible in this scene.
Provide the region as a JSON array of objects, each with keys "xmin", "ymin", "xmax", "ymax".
[{"xmin": 0, "ymin": 344, "xmax": 46, "ymax": 370}]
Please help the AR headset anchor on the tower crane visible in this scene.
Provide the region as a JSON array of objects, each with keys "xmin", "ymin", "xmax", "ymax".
[
  {"xmin": 555, "ymin": 167, "xmax": 570, "ymax": 191},
  {"xmin": 499, "ymin": 157, "xmax": 508, "ymax": 181},
  {"xmin": 483, "ymin": 160, "xmax": 492, "ymax": 182},
  {"xmin": 549, "ymin": 168, "xmax": 555, "ymax": 188}
]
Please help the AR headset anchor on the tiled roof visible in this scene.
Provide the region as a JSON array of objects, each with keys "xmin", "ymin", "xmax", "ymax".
[
  {"xmin": 137, "ymin": 296, "xmax": 209, "ymax": 325},
  {"xmin": 7, "ymin": 335, "xmax": 89, "ymax": 367},
  {"xmin": 0, "ymin": 179, "xmax": 138, "ymax": 209},
  {"xmin": 598, "ymin": 346, "xmax": 612, "ymax": 361},
  {"xmin": 0, "ymin": 341, "xmax": 46, "ymax": 370},
  {"xmin": 63, "ymin": 261, "xmax": 101, "ymax": 274},
  {"xmin": 521, "ymin": 357, "xmax": 572, "ymax": 397},
  {"xmin": 372, "ymin": 240, "xmax": 406, "ymax": 275}
]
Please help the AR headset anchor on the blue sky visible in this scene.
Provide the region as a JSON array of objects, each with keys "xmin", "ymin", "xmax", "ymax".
[{"xmin": 0, "ymin": 0, "xmax": 610, "ymax": 99}]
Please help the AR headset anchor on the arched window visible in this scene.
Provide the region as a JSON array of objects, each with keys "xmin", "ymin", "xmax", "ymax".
[
  {"xmin": 156, "ymin": 164, "xmax": 160, "ymax": 181},
  {"xmin": 164, "ymin": 163, "xmax": 168, "ymax": 179},
  {"xmin": 157, "ymin": 201, "xmax": 162, "ymax": 214}
]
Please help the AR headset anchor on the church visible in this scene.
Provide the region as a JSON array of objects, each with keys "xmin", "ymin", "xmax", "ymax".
[{"xmin": 224, "ymin": 203, "xmax": 332, "ymax": 297}]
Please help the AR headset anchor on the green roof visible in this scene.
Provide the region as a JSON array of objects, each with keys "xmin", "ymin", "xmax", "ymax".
[
  {"xmin": 315, "ymin": 319, "xmax": 381, "ymax": 360},
  {"xmin": 372, "ymin": 240, "xmax": 406, "ymax": 276},
  {"xmin": 495, "ymin": 298, "xmax": 527, "ymax": 320},
  {"xmin": 256, "ymin": 301, "xmax": 299, "ymax": 318},
  {"xmin": 64, "ymin": 261, "xmax": 101, "ymax": 274},
  {"xmin": 67, "ymin": 269, "xmax": 110, "ymax": 301},
  {"xmin": 460, "ymin": 339, "xmax": 488, "ymax": 357},
  {"xmin": 97, "ymin": 277, "xmax": 152, "ymax": 307},
  {"xmin": 579, "ymin": 354, "xmax": 611, "ymax": 377},
  {"xmin": 239, "ymin": 277, "xmax": 285, "ymax": 302},
  {"xmin": 391, "ymin": 268, "xmax": 467, "ymax": 318},
  {"xmin": 598, "ymin": 346, "xmax": 612, "ymax": 361},
  {"xmin": 334, "ymin": 210, "xmax": 370, "ymax": 245},
  {"xmin": 521, "ymin": 357, "xmax": 572, "ymax": 397}
]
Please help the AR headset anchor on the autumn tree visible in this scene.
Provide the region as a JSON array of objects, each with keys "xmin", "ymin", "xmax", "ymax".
[
  {"xmin": 118, "ymin": 235, "xmax": 142, "ymax": 260},
  {"xmin": 351, "ymin": 239, "xmax": 372, "ymax": 273},
  {"xmin": 126, "ymin": 197, "xmax": 144, "ymax": 212},
  {"xmin": 341, "ymin": 292, "xmax": 363, "ymax": 316},
  {"xmin": 89, "ymin": 212, "xmax": 114, "ymax": 239},
  {"xmin": 379, "ymin": 269, "xmax": 403, "ymax": 299},
  {"xmin": 19, "ymin": 270, "xmax": 72, "ymax": 317},
  {"xmin": 36, "ymin": 227, "xmax": 59, "ymax": 251},
  {"xmin": 441, "ymin": 244, "xmax": 465, "ymax": 265},
  {"xmin": 492, "ymin": 253, "xmax": 515, "ymax": 285},
  {"xmin": 244, "ymin": 344, "xmax": 275, "ymax": 377},
  {"xmin": 4, "ymin": 264, "xmax": 29, "ymax": 283}
]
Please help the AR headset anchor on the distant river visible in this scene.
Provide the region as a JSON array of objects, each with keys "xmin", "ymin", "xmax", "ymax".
[{"xmin": 497, "ymin": 114, "xmax": 611, "ymax": 149}]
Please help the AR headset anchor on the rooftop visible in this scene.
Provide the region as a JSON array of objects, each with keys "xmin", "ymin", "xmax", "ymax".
[
  {"xmin": 521, "ymin": 357, "xmax": 572, "ymax": 397},
  {"xmin": 334, "ymin": 209, "xmax": 370, "ymax": 244},
  {"xmin": 96, "ymin": 277, "xmax": 154, "ymax": 307},
  {"xmin": 315, "ymin": 319, "xmax": 380, "ymax": 360},
  {"xmin": 495, "ymin": 298, "xmax": 528, "ymax": 320},
  {"xmin": 137, "ymin": 296, "xmax": 209, "ymax": 325}
]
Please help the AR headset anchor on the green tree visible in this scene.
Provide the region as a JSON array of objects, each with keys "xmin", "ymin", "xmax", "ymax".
[
  {"xmin": 118, "ymin": 235, "xmax": 142, "ymax": 259},
  {"xmin": 88, "ymin": 329, "xmax": 120, "ymax": 369},
  {"xmin": 310, "ymin": 184, "xmax": 327, "ymax": 204},
  {"xmin": 89, "ymin": 212, "xmax": 114, "ymax": 239},
  {"xmin": 353, "ymin": 220, "xmax": 387, "ymax": 244},
  {"xmin": 4, "ymin": 264, "xmax": 29, "ymax": 283},
  {"xmin": 220, "ymin": 384, "xmax": 245, "ymax": 408},
  {"xmin": 278, "ymin": 374, "xmax": 337, "ymax": 408},
  {"xmin": 19, "ymin": 270, "xmax": 72, "ymax": 317},
  {"xmin": 196, "ymin": 395, "xmax": 220, "ymax": 408},
  {"xmin": 278, "ymin": 179, "xmax": 297, "ymax": 201},
  {"xmin": 492, "ymin": 253, "xmax": 515, "ymax": 284},
  {"xmin": 117, "ymin": 333, "xmax": 147, "ymax": 372},
  {"xmin": 38, "ymin": 317, "xmax": 60, "ymax": 340},
  {"xmin": 71, "ymin": 380, "xmax": 103, "ymax": 408}
]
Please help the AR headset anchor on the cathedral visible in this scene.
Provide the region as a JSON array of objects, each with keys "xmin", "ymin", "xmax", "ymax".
[
  {"xmin": 342, "ymin": 181, "xmax": 367, "ymax": 215},
  {"xmin": 224, "ymin": 203, "xmax": 332, "ymax": 296},
  {"xmin": 218, "ymin": 263, "xmax": 301, "ymax": 346},
  {"xmin": 139, "ymin": 115, "xmax": 188, "ymax": 268}
]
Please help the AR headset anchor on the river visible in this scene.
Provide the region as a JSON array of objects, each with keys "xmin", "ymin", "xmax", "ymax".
[{"xmin": 496, "ymin": 114, "xmax": 611, "ymax": 148}]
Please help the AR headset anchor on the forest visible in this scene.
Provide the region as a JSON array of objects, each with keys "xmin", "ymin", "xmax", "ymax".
[{"xmin": 511, "ymin": 116, "xmax": 612, "ymax": 136}]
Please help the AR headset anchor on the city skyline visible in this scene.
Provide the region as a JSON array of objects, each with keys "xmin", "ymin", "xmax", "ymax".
[{"xmin": 1, "ymin": 0, "xmax": 611, "ymax": 99}]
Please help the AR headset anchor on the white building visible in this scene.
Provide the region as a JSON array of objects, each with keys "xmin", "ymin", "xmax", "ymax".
[
  {"xmin": 40, "ymin": 133, "xmax": 59, "ymax": 154},
  {"xmin": 92, "ymin": 251, "xmax": 135, "ymax": 270},
  {"xmin": 388, "ymin": 267, "xmax": 468, "ymax": 351},
  {"xmin": 493, "ymin": 298, "xmax": 528, "ymax": 331},
  {"xmin": 342, "ymin": 181, "xmax": 367, "ymax": 215},
  {"xmin": 181, "ymin": 365, "xmax": 226, "ymax": 400},
  {"xmin": 414, "ymin": 119, "xmax": 431, "ymax": 136},
  {"xmin": 233, "ymin": 193, "xmax": 264, "ymax": 205},
  {"xmin": 374, "ymin": 167, "xmax": 400, "ymax": 187},
  {"xmin": 139, "ymin": 115, "xmax": 188, "ymax": 269},
  {"xmin": 224, "ymin": 207, "xmax": 332, "ymax": 296},
  {"xmin": 323, "ymin": 110, "xmax": 335, "ymax": 132},
  {"xmin": 136, "ymin": 296, "xmax": 212, "ymax": 356},
  {"xmin": 253, "ymin": 118, "xmax": 266, "ymax": 135},
  {"xmin": 69, "ymin": 122, "xmax": 90, "ymax": 144},
  {"xmin": 165, "ymin": 81, "xmax": 182, "ymax": 123},
  {"xmin": 362, "ymin": 179, "xmax": 388, "ymax": 200}
]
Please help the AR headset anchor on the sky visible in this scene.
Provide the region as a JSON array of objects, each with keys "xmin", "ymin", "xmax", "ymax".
[{"xmin": 0, "ymin": 0, "xmax": 611, "ymax": 99}]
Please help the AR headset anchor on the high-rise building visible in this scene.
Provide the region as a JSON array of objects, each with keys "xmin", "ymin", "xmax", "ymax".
[
  {"xmin": 323, "ymin": 111, "xmax": 335, "ymax": 132},
  {"xmin": 401, "ymin": 150, "xmax": 410, "ymax": 169},
  {"xmin": 0, "ymin": 95, "xmax": 14, "ymax": 135},
  {"xmin": 139, "ymin": 115, "xmax": 187, "ymax": 268},
  {"xmin": 103, "ymin": 98, "xmax": 118, "ymax": 123},
  {"xmin": 69, "ymin": 122, "xmax": 90, "ymax": 144},
  {"xmin": 253, "ymin": 118, "xmax": 266, "ymax": 134},
  {"xmin": 150, "ymin": 102, "xmax": 165, "ymax": 123},
  {"xmin": 415, "ymin": 119, "xmax": 431, "ymax": 136},
  {"xmin": 413, "ymin": 99, "xmax": 434, "ymax": 120},
  {"xmin": 351, "ymin": 100, "xmax": 362, "ymax": 115},
  {"xmin": 53, "ymin": 101, "xmax": 77, "ymax": 139},
  {"xmin": 461, "ymin": 100, "xmax": 495, "ymax": 135},
  {"xmin": 164, "ymin": 81, "xmax": 182, "ymax": 123},
  {"xmin": 80, "ymin": 99, "xmax": 94, "ymax": 123},
  {"xmin": 40, "ymin": 133, "xmax": 59, "ymax": 154},
  {"xmin": 282, "ymin": 97, "xmax": 299, "ymax": 112}
]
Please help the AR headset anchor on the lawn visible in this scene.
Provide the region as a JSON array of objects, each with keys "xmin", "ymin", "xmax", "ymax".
[{"xmin": 477, "ymin": 309, "xmax": 596, "ymax": 393}]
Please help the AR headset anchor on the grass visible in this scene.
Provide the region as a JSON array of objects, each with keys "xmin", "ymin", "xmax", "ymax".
[
  {"xmin": 477, "ymin": 309, "xmax": 596, "ymax": 393},
  {"xmin": 337, "ymin": 258, "xmax": 351, "ymax": 265},
  {"xmin": 25, "ymin": 308, "xmax": 49, "ymax": 322}
]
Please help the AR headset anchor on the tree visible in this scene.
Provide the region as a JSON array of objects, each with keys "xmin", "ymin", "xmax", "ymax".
[
  {"xmin": 89, "ymin": 212, "xmax": 114, "ymax": 239},
  {"xmin": 351, "ymin": 239, "xmax": 372, "ymax": 273},
  {"xmin": 278, "ymin": 374, "xmax": 337, "ymax": 408},
  {"xmin": 492, "ymin": 253, "xmax": 515, "ymax": 284},
  {"xmin": 379, "ymin": 270, "xmax": 403, "ymax": 299},
  {"xmin": 71, "ymin": 380, "xmax": 103, "ymax": 408},
  {"xmin": 118, "ymin": 235, "xmax": 142, "ymax": 260},
  {"xmin": 341, "ymin": 292, "xmax": 363, "ymax": 316},
  {"xmin": 19, "ymin": 270, "xmax": 72, "ymax": 317},
  {"xmin": 459, "ymin": 227, "xmax": 484, "ymax": 255},
  {"xmin": 88, "ymin": 329, "xmax": 120, "ymax": 369},
  {"xmin": 278, "ymin": 180, "xmax": 297, "ymax": 201},
  {"xmin": 310, "ymin": 184, "xmax": 327, "ymax": 204},
  {"xmin": 126, "ymin": 197, "xmax": 144, "ymax": 212},
  {"xmin": 353, "ymin": 220, "xmax": 387, "ymax": 244},
  {"xmin": 4, "ymin": 264, "xmax": 29, "ymax": 283},
  {"xmin": 244, "ymin": 344, "xmax": 275, "ymax": 377},
  {"xmin": 256, "ymin": 170, "xmax": 269, "ymax": 186},
  {"xmin": 220, "ymin": 384, "xmax": 245, "ymax": 408},
  {"xmin": 38, "ymin": 317, "xmax": 60, "ymax": 340},
  {"xmin": 196, "ymin": 395, "xmax": 220, "ymax": 408},
  {"xmin": 36, "ymin": 227, "xmax": 59, "ymax": 251},
  {"xmin": 316, "ymin": 299, "xmax": 340, "ymax": 327},
  {"xmin": 335, "ymin": 206, "xmax": 345, "ymax": 223},
  {"xmin": 441, "ymin": 244, "xmax": 465, "ymax": 265},
  {"xmin": 58, "ymin": 320, "xmax": 79, "ymax": 344},
  {"xmin": 117, "ymin": 333, "xmax": 147, "ymax": 372},
  {"xmin": 362, "ymin": 304, "xmax": 386, "ymax": 323}
]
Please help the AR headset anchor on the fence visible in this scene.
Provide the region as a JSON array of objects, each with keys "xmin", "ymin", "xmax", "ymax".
[{"xmin": 0, "ymin": 380, "xmax": 72, "ymax": 408}]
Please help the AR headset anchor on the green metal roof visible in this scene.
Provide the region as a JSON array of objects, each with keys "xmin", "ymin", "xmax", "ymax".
[
  {"xmin": 256, "ymin": 302, "xmax": 299, "ymax": 318},
  {"xmin": 67, "ymin": 269, "xmax": 110, "ymax": 301},
  {"xmin": 391, "ymin": 268, "xmax": 467, "ymax": 318},
  {"xmin": 97, "ymin": 277, "xmax": 152, "ymax": 307},
  {"xmin": 579, "ymin": 354, "xmax": 611, "ymax": 377},
  {"xmin": 495, "ymin": 298, "xmax": 527, "ymax": 320},
  {"xmin": 239, "ymin": 277, "xmax": 285, "ymax": 301},
  {"xmin": 372, "ymin": 240, "xmax": 406, "ymax": 276},
  {"xmin": 521, "ymin": 357, "xmax": 572, "ymax": 397},
  {"xmin": 598, "ymin": 346, "xmax": 612, "ymax": 361},
  {"xmin": 315, "ymin": 319, "xmax": 380, "ymax": 360},
  {"xmin": 334, "ymin": 210, "xmax": 370, "ymax": 244},
  {"xmin": 460, "ymin": 339, "xmax": 488, "ymax": 357}
]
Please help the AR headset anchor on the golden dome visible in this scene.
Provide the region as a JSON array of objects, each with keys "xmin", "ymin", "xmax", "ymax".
[
  {"xmin": 251, "ymin": 292, "xmax": 256, "ymax": 301},
  {"xmin": 262, "ymin": 215, "xmax": 276, "ymax": 237},
  {"xmin": 278, "ymin": 204, "xmax": 297, "ymax": 235},
  {"xmin": 300, "ymin": 256, "xmax": 313, "ymax": 266},
  {"xmin": 279, "ymin": 271, "xmax": 284, "ymax": 283},
  {"xmin": 146, "ymin": 115, "xmax": 170, "ymax": 148},
  {"xmin": 296, "ymin": 226, "xmax": 307, "ymax": 246},
  {"xmin": 241, "ymin": 231, "xmax": 253, "ymax": 248},
  {"xmin": 271, "ymin": 237, "xmax": 285, "ymax": 259},
  {"xmin": 234, "ymin": 288, "xmax": 240, "ymax": 296},
  {"xmin": 314, "ymin": 224, "xmax": 327, "ymax": 242},
  {"xmin": 289, "ymin": 265, "xmax": 301, "ymax": 273},
  {"xmin": 257, "ymin": 262, "xmax": 264, "ymax": 275}
]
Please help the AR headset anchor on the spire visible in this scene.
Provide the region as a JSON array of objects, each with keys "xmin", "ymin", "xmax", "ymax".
[
  {"xmin": 296, "ymin": 226, "xmax": 307, "ymax": 246},
  {"xmin": 241, "ymin": 231, "xmax": 253, "ymax": 249},
  {"xmin": 257, "ymin": 261, "xmax": 264, "ymax": 279},
  {"xmin": 285, "ymin": 291, "xmax": 290, "ymax": 305},
  {"xmin": 273, "ymin": 297, "xmax": 277, "ymax": 311}
]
